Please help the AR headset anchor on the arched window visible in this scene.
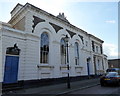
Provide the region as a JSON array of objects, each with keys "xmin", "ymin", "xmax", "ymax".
[
  {"xmin": 40, "ymin": 33, "xmax": 49, "ymax": 63},
  {"xmin": 60, "ymin": 38, "xmax": 66, "ymax": 64},
  {"xmin": 74, "ymin": 42, "xmax": 79, "ymax": 65}
]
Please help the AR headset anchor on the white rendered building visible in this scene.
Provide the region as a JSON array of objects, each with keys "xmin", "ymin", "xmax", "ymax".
[{"xmin": 0, "ymin": 3, "xmax": 108, "ymax": 88}]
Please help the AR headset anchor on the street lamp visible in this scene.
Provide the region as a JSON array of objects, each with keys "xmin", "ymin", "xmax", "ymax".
[{"xmin": 64, "ymin": 35, "xmax": 71, "ymax": 89}]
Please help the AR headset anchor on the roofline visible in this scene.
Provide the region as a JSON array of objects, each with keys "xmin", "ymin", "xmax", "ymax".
[
  {"xmin": 10, "ymin": 3, "xmax": 23, "ymax": 14},
  {"xmin": 27, "ymin": 3, "xmax": 104, "ymax": 42},
  {"xmin": 103, "ymin": 54, "xmax": 107, "ymax": 57},
  {"xmin": 8, "ymin": 3, "xmax": 28, "ymax": 23},
  {"xmin": 0, "ymin": 21, "xmax": 12, "ymax": 27},
  {"xmin": 9, "ymin": 3, "xmax": 104, "ymax": 42},
  {"xmin": 108, "ymin": 59, "xmax": 120, "ymax": 61},
  {"xmin": 88, "ymin": 34, "xmax": 104, "ymax": 43},
  {"xmin": 26, "ymin": 3, "xmax": 91, "ymax": 35}
]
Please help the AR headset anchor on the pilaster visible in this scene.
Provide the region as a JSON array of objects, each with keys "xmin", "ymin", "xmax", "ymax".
[
  {"xmin": 25, "ymin": 11, "xmax": 34, "ymax": 33},
  {"xmin": 0, "ymin": 25, "xmax": 2, "ymax": 83}
]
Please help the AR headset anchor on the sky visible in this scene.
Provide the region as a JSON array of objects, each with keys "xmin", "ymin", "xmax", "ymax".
[{"xmin": 0, "ymin": 0, "xmax": 119, "ymax": 59}]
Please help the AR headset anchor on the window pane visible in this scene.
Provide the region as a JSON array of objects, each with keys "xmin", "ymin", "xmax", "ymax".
[
  {"xmin": 92, "ymin": 41, "xmax": 95, "ymax": 52},
  {"xmin": 40, "ymin": 33, "xmax": 49, "ymax": 63},
  {"xmin": 60, "ymin": 38, "xmax": 66, "ymax": 64},
  {"xmin": 75, "ymin": 42, "xmax": 79, "ymax": 65},
  {"xmin": 41, "ymin": 33, "xmax": 49, "ymax": 47}
]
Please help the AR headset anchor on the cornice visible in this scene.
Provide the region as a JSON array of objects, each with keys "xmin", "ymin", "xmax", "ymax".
[
  {"xmin": 88, "ymin": 34, "xmax": 104, "ymax": 43},
  {"xmin": 8, "ymin": 4, "xmax": 28, "ymax": 24},
  {"xmin": 10, "ymin": 3, "xmax": 87, "ymax": 35},
  {"xmin": 8, "ymin": 3, "xmax": 104, "ymax": 44},
  {"xmin": 10, "ymin": 3, "xmax": 23, "ymax": 14},
  {"xmin": 26, "ymin": 3, "xmax": 103, "ymax": 42},
  {"xmin": 0, "ymin": 21, "xmax": 12, "ymax": 28},
  {"xmin": 2, "ymin": 25, "xmax": 39, "ymax": 41}
]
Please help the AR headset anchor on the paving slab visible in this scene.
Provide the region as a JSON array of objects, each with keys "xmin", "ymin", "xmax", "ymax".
[{"xmin": 2, "ymin": 78, "xmax": 100, "ymax": 95}]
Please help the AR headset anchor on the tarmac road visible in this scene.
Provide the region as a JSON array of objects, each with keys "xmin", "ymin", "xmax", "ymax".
[{"xmin": 68, "ymin": 85, "xmax": 120, "ymax": 94}]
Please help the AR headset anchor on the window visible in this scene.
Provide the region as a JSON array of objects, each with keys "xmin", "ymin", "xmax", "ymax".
[
  {"xmin": 86, "ymin": 41, "xmax": 88, "ymax": 47},
  {"xmin": 96, "ymin": 46, "xmax": 98, "ymax": 53},
  {"xmin": 40, "ymin": 33, "xmax": 49, "ymax": 63},
  {"xmin": 98, "ymin": 59, "xmax": 100, "ymax": 67},
  {"xmin": 93, "ymin": 56, "xmax": 97, "ymax": 74},
  {"xmin": 92, "ymin": 41, "xmax": 95, "ymax": 52},
  {"xmin": 74, "ymin": 42, "xmax": 79, "ymax": 65},
  {"xmin": 60, "ymin": 38, "xmax": 66, "ymax": 64},
  {"xmin": 100, "ymin": 45, "xmax": 103, "ymax": 54},
  {"xmin": 106, "ymin": 72, "xmax": 118, "ymax": 77}
]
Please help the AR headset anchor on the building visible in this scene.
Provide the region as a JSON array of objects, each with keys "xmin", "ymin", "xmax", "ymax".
[
  {"xmin": 0, "ymin": 3, "xmax": 108, "ymax": 89},
  {"xmin": 108, "ymin": 59, "xmax": 120, "ymax": 68}
]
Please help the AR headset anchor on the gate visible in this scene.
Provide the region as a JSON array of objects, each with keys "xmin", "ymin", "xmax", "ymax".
[{"xmin": 3, "ymin": 44, "xmax": 20, "ymax": 84}]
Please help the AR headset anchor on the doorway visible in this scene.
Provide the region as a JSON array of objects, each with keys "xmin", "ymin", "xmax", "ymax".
[{"xmin": 3, "ymin": 44, "xmax": 20, "ymax": 84}]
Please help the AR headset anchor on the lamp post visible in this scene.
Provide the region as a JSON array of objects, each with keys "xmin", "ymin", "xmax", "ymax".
[{"xmin": 64, "ymin": 35, "xmax": 70, "ymax": 89}]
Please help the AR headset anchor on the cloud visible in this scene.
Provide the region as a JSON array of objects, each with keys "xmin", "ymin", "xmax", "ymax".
[
  {"xmin": 103, "ymin": 43, "xmax": 118, "ymax": 59},
  {"xmin": 105, "ymin": 20, "xmax": 116, "ymax": 24}
]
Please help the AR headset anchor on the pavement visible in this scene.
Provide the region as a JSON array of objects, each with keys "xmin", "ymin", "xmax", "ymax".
[{"xmin": 2, "ymin": 78, "xmax": 100, "ymax": 96}]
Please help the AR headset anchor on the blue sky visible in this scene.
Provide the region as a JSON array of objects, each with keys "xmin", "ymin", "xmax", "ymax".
[
  {"xmin": 0, "ymin": 0, "xmax": 119, "ymax": 59},
  {"xmin": 63, "ymin": 2, "xmax": 118, "ymax": 59}
]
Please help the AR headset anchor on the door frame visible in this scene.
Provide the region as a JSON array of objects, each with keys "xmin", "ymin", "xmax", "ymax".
[{"xmin": 3, "ymin": 44, "xmax": 20, "ymax": 84}]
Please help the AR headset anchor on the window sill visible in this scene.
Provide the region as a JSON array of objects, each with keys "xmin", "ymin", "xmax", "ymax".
[
  {"xmin": 60, "ymin": 65, "xmax": 71, "ymax": 70},
  {"xmin": 75, "ymin": 65, "xmax": 83, "ymax": 69},
  {"xmin": 37, "ymin": 64, "xmax": 54, "ymax": 69}
]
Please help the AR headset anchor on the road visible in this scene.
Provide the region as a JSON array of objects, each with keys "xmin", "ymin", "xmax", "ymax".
[{"xmin": 62, "ymin": 85, "xmax": 120, "ymax": 95}]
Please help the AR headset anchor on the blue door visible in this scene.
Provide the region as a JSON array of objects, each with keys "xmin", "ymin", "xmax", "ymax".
[
  {"xmin": 4, "ymin": 55, "xmax": 19, "ymax": 84},
  {"xmin": 87, "ymin": 62, "xmax": 90, "ymax": 76}
]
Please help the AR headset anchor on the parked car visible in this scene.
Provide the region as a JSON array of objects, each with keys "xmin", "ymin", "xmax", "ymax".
[
  {"xmin": 106, "ymin": 68, "xmax": 120, "ymax": 75},
  {"xmin": 100, "ymin": 72, "xmax": 120, "ymax": 86}
]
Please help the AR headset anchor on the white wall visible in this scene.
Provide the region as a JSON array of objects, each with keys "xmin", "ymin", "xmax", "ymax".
[
  {"xmin": 2, "ymin": 24, "xmax": 108, "ymax": 82},
  {"xmin": 2, "ymin": 27, "xmax": 26, "ymax": 81},
  {"xmin": 23, "ymin": 36, "xmax": 39, "ymax": 80},
  {"xmin": 1, "ymin": 4, "xmax": 108, "ymax": 82}
]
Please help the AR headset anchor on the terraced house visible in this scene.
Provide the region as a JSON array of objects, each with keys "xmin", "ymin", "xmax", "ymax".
[{"xmin": 0, "ymin": 3, "xmax": 108, "ymax": 89}]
